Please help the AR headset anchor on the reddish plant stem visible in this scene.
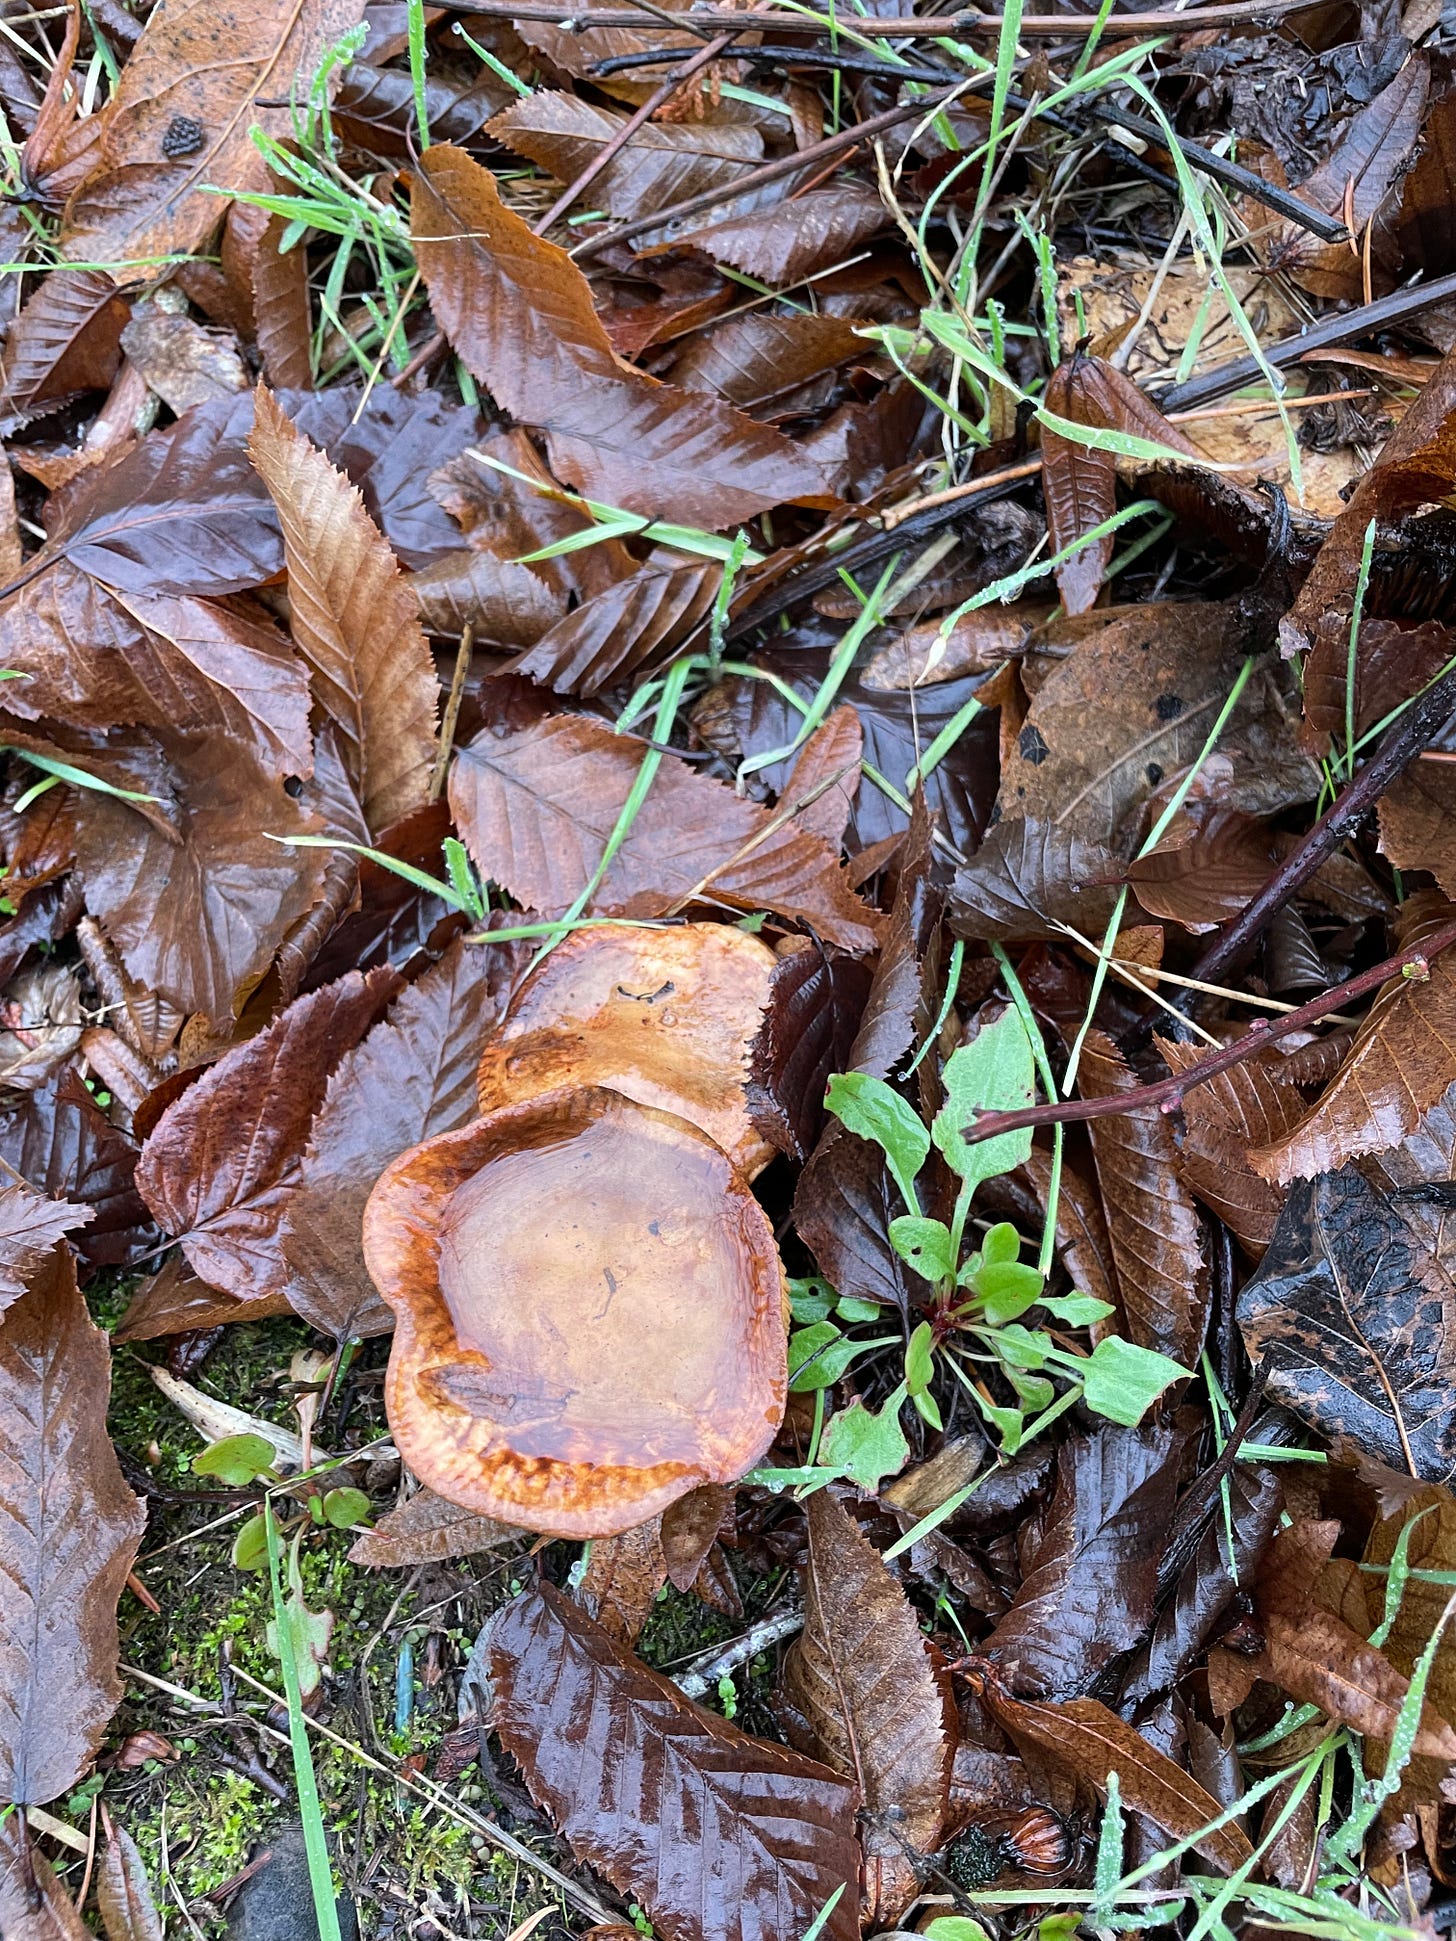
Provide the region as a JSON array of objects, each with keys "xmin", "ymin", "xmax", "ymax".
[
  {"xmin": 532, "ymin": 31, "xmax": 737, "ymax": 236},
  {"xmin": 964, "ymin": 919, "xmax": 1456, "ymax": 1146}
]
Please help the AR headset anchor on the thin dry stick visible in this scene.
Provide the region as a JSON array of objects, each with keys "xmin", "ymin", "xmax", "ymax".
[
  {"xmin": 963, "ymin": 917, "xmax": 1456, "ymax": 1146},
  {"xmin": 535, "ymin": 32, "xmax": 737, "ymax": 234},
  {"xmin": 451, "ymin": 0, "xmax": 1326, "ymax": 33},
  {"xmin": 430, "ymin": 621, "xmax": 475, "ymax": 802},
  {"xmin": 1188, "ymin": 655, "xmax": 1456, "ymax": 990}
]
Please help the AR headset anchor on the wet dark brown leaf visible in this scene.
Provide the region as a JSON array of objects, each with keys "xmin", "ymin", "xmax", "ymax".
[
  {"xmin": 0, "ymin": 1243, "xmax": 145, "ymax": 1804},
  {"xmin": 0, "ymin": 1068, "xmax": 150, "ymax": 1270},
  {"xmin": 491, "ymin": 1583, "xmax": 862, "ymax": 1941},
  {"xmin": 449, "ymin": 713, "xmax": 879, "ymax": 951},
  {"xmin": 747, "ymin": 940, "xmax": 870, "ymax": 1162},
  {"xmin": 510, "ymin": 556, "xmax": 719, "ymax": 699},
  {"xmin": 0, "ymin": 270, "xmax": 128, "ymax": 433},
  {"xmin": 781, "ymin": 1490, "xmax": 952, "ymax": 1920},
  {"xmin": 409, "ymin": 145, "xmax": 833, "ymax": 528},
  {"xmin": 489, "ymin": 94, "xmax": 762, "ymax": 220},
  {"xmin": 1157, "ymin": 1036, "xmax": 1307, "ymax": 1254},
  {"xmin": 281, "ymin": 939, "xmax": 518, "ymax": 1340},
  {"xmin": 980, "ymin": 1425, "xmax": 1179, "ymax": 1700},
  {"xmin": 135, "ymin": 968, "xmax": 399, "ymax": 1307},
  {"xmin": 96, "ymin": 1821, "xmax": 164, "ymax": 1941},
  {"xmin": 0, "ymin": 1181, "xmax": 91, "ymax": 1316}
]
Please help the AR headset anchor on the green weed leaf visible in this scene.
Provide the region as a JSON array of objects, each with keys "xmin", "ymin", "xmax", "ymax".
[
  {"xmin": 932, "ymin": 1008, "xmax": 1035, "ymax": 1198},
  {"xmin": 1081, "ymin": 1336, "xmax": 1189, "ymax": 1426},
  {"xmin": 192, "ymin": 1433, "xmax": 276, "ymax": 1486},
  {"xmin": 889, "ymin": 1216, "xmax": 956, "ymax": 1282},
  {"xmin": 819, "ymin": 1385, "xmax": 910, "ymax": 1489},
  {"xmin": 825, "ymin": 1072, "xmax": 928, "ymax": 1210}
]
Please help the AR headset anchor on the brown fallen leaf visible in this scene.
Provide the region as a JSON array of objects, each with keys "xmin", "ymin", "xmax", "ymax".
[
  {"xmin": 1251, "ymin": 901, "xmax": 1456, "ymax": 1183},
  {"xmin": 666, "ymin": 185, "xmax": 887, "ymax": 285},
  {"xmin": 135, "ymin": 968, "xmax": 399, "ymax": 1307},
  {"xmin": 0, "ymin": 1818, "xmax": 89, "ymax": 1939},
  {"xmin": 221, "ymin": 202, "xmax": 312, "ymax": 390},
  {"xmin": 409, "ymin": 547, "xmax": 559, "ymax": 649},
  {"xmin": 510, "ymin": 556, "xmax": 720, "ymax": 699},
  {"xmin": 660, "ymin": 1484, "xmax": 732, "ymax": 1592},
  {"xmin": 978, "ymin": 1425, "xmax": 1180, "ymax": 1701},
  {"xmin": 580, "ymin": 1518, "xmax": 669, "ymax": 1647},
  {"xmin": 281, "ymin": 938, "xmax": 518, "ymax": 1341},
  {"xmin": 0, "ymin": 1181, "xmax": 92, "ymax": 1317},
  {"xmin": 449, "ymin": 714, "xmax": 879, "ymax": 953},
  {"xmin": 249, "ymin": 385, "xmax": 439, "ymax": 833},
  {"xmin": 0, "ymin": 1243, "xmax": 145, "ymax": 1806},
  {"xmin": 671, "ymin": 315, "xmax": 870, "ymax": 411},
  {"xmin": 0, "ymin": 270, "xmax": 128, "ymax": 433},
  {"xmin": 96, "ymin": 1819, "xmax": 164, "ymax": 1941},
  {"xmin": 491, "ymin": 1584, "xmax": 862, "ymax": 1941},
  {"xmin": 1079, "ymin": 1031, "xmax": 1208, "ymax": 1367},
  {"xmin": 58, "ymin": 0, "xmax": 367, "ymax": 276},
  {"xmin": 980, "ymin": 1681, "xmax": 1254, "ymax": 1875},
  {"xmin": 349, "ymin": 1485, "xmax": 522, "ymax": 1567},
  {"xmin": 364, "ymin": 1087, "xmax": 788, "ymax": 1537},
  {"xmin": 1380, "ymin": 752, "xmax": 1456, "ymax": 903},
  {"xmin": 488, "ymin": 93, "xmax": 762, "ymax": 221},
  {"xmin": 1128, "ymin": 809, "xmax": 1280, "ymax": 932},
  {"xmin": 1156, "ymin": 1036, "xmax": 1307, "ymax": 1254},
  {"xmin": 781, "ymin": 1489, "xmax": 953, "ymax": 1921},
  {"xmin": 1238, "ymin": 1090, "xmax": 1456, "ymax": 1482},
  {"xmin": 0, "ymin": 1067, "xmax": 150, "ymax": 1271},
  {"xmin": 409, "ymin": 145, "xmax": 833, "ymax": 528},
  {"xmin": 120, "ymin": 308, "xmax": 249, "ymax": 414}
]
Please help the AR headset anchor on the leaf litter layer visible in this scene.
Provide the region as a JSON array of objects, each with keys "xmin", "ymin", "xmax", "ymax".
[{"xmin": 16, "ymin": 0, "xmax": 1456, "ymax": 1933}]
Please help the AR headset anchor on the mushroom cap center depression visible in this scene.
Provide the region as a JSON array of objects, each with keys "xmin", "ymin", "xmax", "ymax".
[{"xmin": 431, "ymin": 1107, "xmax": 770, "ymax": 1467}]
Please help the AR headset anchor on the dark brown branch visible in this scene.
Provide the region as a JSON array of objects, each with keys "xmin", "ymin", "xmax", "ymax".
[
  {"xmin": 445, "ymin": 0, "xmax": 1335, "ymax": 35},
  {"xmin": 1157, "ymin": 269, "xmax": 1456, "ymax": 412},
  {"xmin": 1188, "ymin": 656, "xmax": 1456, "ymax": 990},
  {"xmin": 964, "ymin": 918, "xmax": 1456, "ymax": 1145}
]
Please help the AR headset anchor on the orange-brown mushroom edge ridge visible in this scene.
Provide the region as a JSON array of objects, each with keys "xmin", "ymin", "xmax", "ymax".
[
  {"xmin": 362, "ymin": 1084, "xmax": 789, "ymax": 1540},
  {"xmin": 475, "ymin": 922, "xmax": 777, "ymax": 1179}
]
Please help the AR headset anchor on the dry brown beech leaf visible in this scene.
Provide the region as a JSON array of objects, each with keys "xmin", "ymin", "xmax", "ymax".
[
  {"xmin": 363, "ymin": 1085, "xmax": 788, "ymax": 1538},
  {"xmin": 57, "ymin": 0, "xmax": 366, "ymax": 276},
  {"xmin": 408, "ymin": 144, "xmax": 833, "ymax": 529},
  {"xmin": 781, "ymin": 1489, "xmax": 953, "ymax": 1921},
  {"xmin": 0, "ymin": 1243, "xmax": 146, "ymax": 1806},
  {"xmin": 409, "ymin": 547, "xmax": 559, "ymax": 649},
  {"xmin": 1079, "ymin": 1030, "xmax": 1209, "ymax": 1367},
  {"xmin": 248, "ymin": 385, "xmax": 438, "ymax": 834},
  {"xmin": 449, "ymin": 714, "xmax": 879, "ymax": 953},
  {"xmin": 349, "ymin": 1484, "xmax": 522, "ymax": 1567},
  {"xmin": 491, "ymin": 1583, "xmax": 862, "ymax": 1941},
  {"xmin": 666, "ymin": 185, "xmax": 887, "ymax": 285},
  {"xmin": 474, "ymin": 922, "xmax": 776, "ymax": 1178},
  {"xmin": 0, "ymin": 269, "xmax": 128, "ymax": 431},
  {"xmin": 96, "ymin": 1820, "xmax": 164, "ymax": 1941},
  {"xmin": 0, "ymin": 1819, "xmax": 89, "ymax": 1940},
  {"xmin": 510, "ymin": 555, "xmax": 720, "ymax": 700},
  {"xmin": 135, "ymin": 968, "xmax": 400, "ymax": 1308}
]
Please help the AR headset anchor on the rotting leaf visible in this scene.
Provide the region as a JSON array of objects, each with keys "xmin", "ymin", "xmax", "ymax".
[
  {"xmin": 349, "ymin": 1485, "xmax": 521, "ymax": 1568},
  {"xmin": 747, "ymin": 939, "xmax": 871, "ymax": 1163},
  {"xmin": 248, "ymin": 385, "xmax": 439, "ymax": 834},
  {"xmin": 136, "ymin": 968, "xmax": 400, "ymax": 1309},
  {"xmin": 1239, "ymin": 1089, "xmax": 1456, "ymax": 1482},
  {"xmin": 660, "ymin": 1484, "xmax": 732, "ymax": 1593},
  {"xmin": 57, "ymin": 0, "xmax": 368, "ymax": 276},
  {"xmin": 579, "ymin": 1517, "xmax": 669, "ymax": 1648},
  {"xmin": 0, "ymin": 1243, "xmax": 145, "ymax": 1806},
  {"xmin": 409, "ymin": 145, "xmax": 833, "ymax": 528},
  {"xmin": 448, "ymin": 714, "xmax": 879, "ymax": 953},
  {"xmin": 0, "ymin": 270, "xmax": 128, "ymax": 433},
  {"xmin": 0, "ymin": 1067, "xmax": 151, "ymax": 1271},
  {"xmin": 979, "ymin": 1424, "xmax": 1179, "ymax": 1700},
  {"xmin": 1079, "ymin": 1031, "xmax": 1209, "ymax": 1368},
  {"xmin": 364, "ymin": 1086, "xmax": 788, "ymax": 1538},
  {"xmin": 281, "ymin": 938, "xmax": 520, "ymax": 1341},
  {"xmin": 491, "ymin": 1583, "xmax": 862, "ymax": 1941},
  {"xmin": 781, "ymin": 1489, "xmax": 953, "ymax": 1921},
  {"xmin": 0, "ymin": 1819, "xmax": 89, "ymax": 1939}
]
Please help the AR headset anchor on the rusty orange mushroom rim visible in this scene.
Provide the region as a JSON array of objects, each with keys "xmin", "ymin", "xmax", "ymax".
[{"xmin": 363, "ymin": 1083, "xmax": 788, "ymax": 1539}]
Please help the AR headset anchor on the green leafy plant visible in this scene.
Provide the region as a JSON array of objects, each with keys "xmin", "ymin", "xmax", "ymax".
[{"xmin": 782, "ymin": 1006, "xmax": 1186, "ymax": 1477}]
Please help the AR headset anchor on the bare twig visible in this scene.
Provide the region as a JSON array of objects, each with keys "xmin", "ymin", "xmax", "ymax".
[
  {"xmin": 1157, "ymin": 268, "xmax": 1456, "ymax": 412},
  {"xmin": 430, "ymin": 622, "xmax": 475, "ymax": 802},
  {"xmin": 1188, "ymin": 656, "xmax": 1456, "ymax": 990},
  {"xmin": 534, "ymin": 31, "xmax": 737, "ymax": 234},
  {"xmin": 448, "ymin": 0, "xmax": 1335, "ymax": 35},
  {"xmin": 964, "ymin": 918, "xmax": 1456, "ymax": 1145},
  {"xmin": 674, "ymin": 1611, "xmax": 805, "ymax": 1698}
]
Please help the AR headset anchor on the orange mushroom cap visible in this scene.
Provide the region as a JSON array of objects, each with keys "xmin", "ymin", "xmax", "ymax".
[
  {"xmin": 363, "ymin": 1086, "xmax": 788, "ymax": 1538},
  {"xmin": 476, "ymin": 923, "xmax": 777, "ymax": 1178}
]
